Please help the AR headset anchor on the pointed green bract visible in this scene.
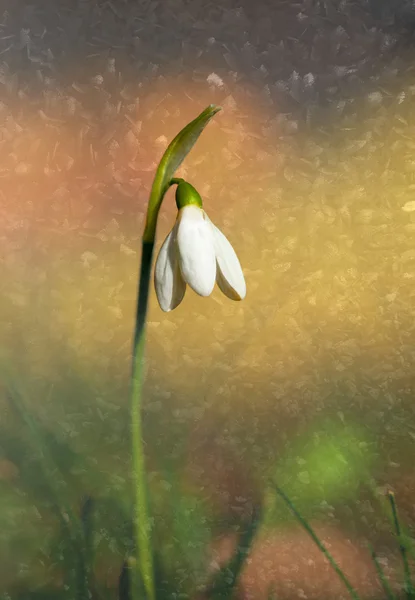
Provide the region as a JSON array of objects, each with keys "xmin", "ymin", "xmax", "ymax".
[{"xmin": 143, "ymin": 104, "xmax": 221, "ymax": 242}]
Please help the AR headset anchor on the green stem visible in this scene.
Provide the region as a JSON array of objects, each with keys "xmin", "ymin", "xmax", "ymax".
[
  {"xmin": 130, "ymin": 179, "xmax": 182, "ymax": 596},
  {"xmin": 130, "ymin": 177, "xmax": 208, "ymax": 600},
  {"xmin": 129, "ymin": 104, "xmax": 221, "ymax": 600},
  {"xmin": 273, "ymin": 483, "xmax": 361, "ymax": 600},
  {"xmin": 131, "ymin": 240, "xmax": 156, "ymax": 600},
  {"xmin": 388, "ymin": 491, "xmax": 414, "ymax": 599}
]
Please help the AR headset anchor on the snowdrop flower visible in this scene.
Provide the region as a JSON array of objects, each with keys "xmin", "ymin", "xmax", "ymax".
[{"xmin": 154, "ymin": 181, "xmax": 246, "ymax": 312}]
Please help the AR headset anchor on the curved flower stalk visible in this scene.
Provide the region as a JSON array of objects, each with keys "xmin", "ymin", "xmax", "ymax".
[
  {"xmin": 154, "ymin": 181, "xmax": 246, "ymax": 312},
  {"xmin": 129, "ymin": 105, "xmax": 222, "ymax": 600}
]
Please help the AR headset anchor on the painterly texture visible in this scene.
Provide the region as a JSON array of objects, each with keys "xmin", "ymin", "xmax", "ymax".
[{"xmin": 1, "ymin": 1, "xmax": 415, "ymax": 598}]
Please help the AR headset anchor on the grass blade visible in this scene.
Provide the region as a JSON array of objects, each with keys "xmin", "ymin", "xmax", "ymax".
[
  {"xmin": 273, "ymin": 483, "xmax": 361, "ymax": 600},
  {"xmin": 388, "ymin": 491, "xmax": 415, "ymax": 599},
  {"xmin": 207, "ymin": 505, "xmax": 262, "ymax": 600},
  {"xmin": 80, "ymin": 495, "xmax": 97, "ymax": 596},
  {"xmin": 368, "ymin": 543, "xmax": 396, "ymax": 600},
  {"xmin": 118, "ymin": 559, "xmax": 131, "ymax": 600}
]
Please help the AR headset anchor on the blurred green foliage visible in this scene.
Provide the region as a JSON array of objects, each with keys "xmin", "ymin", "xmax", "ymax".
[{"xmin": 265, "ymin": 418, "xmax": 378, "ymax": 525}]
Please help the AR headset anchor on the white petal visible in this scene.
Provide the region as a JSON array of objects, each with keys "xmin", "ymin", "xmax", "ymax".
[
  {"xmin": 208, "ymin": 218, "xmax": 246, "ymax": 301},
  {"xmin": 176, "ymin": 205, "xmax": 216, "ymax": 297},
  {"xmin": 154, "ymin": 224, "xmax": 186, "ymax": 312}
]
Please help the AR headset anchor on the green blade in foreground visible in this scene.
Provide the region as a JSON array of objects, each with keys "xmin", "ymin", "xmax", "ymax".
[
  {"xmin": 206, "ymin": 506, "xmax": 262, "ymax": 600},
  {"xmin": 143, "ymin": 104, "xmax": 221, "ymax": 242}
]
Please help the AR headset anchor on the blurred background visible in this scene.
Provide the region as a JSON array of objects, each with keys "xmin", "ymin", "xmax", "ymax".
[{"xmin": 1, "ymin": 0, "xmax": 415, "ymax": 598}]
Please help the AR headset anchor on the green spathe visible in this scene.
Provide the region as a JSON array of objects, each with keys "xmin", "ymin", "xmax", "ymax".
[
  {"xmin": 175, "ymin": 181, "xmax": 203, "ymax": 210},
  {"xmin": 143, "ymin": 104, "xmax": 221, "ymax": 243}
]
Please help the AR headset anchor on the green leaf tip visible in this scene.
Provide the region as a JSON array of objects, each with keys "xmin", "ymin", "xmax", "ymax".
[{"xmin": 143, "ymin": 104, "xmax": 221, "ymax": 242}]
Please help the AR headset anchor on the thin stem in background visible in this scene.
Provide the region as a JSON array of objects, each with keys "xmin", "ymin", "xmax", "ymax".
[
  {"xmin": 81, "ymin": 495, "xmax": 96, "ymax": 596},
  {"xmin": 388, "ymin": 491, "xmax": 415, "ymax": 599},
  {"xmin": 368, "ymin": 543, "xmax": 396, "ymax": 600},
  {"xmin": 130, "ymin": 240, "xmax": 155, "ymax": 600},
  {"xmin": 364, "ymin": 480, "xmax": 415, "ymax": 567},
  {"xmin": 207, "ymin": 505, "xmax": 262, "ymax": 600},
  {"xmin": 118, "ymin": 559, "xmax": 131, "ymax": 600},
  {"xmin": 273, "ymin": 483, "xmax": 361, "ymax": 600}
]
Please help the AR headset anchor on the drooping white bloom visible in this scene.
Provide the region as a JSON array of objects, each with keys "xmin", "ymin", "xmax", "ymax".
[{"xmin": 154, "ymin": 204, "xmax": 246, "ymax": 312}]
